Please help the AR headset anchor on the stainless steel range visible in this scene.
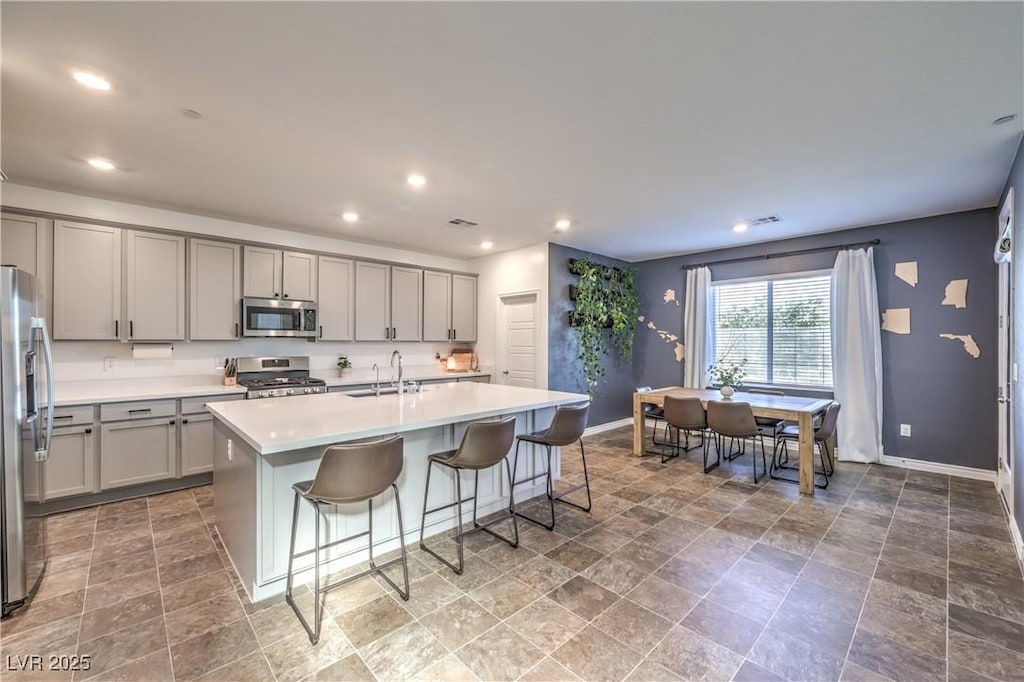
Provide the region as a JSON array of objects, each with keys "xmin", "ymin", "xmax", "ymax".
[{"xmin": 236, "ymin": 356, "xmax": 327, "ymax": 399}]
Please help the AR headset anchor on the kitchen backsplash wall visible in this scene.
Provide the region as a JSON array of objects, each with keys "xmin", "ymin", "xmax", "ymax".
[{"xmin": 52, "ymin": 339, "xmax": 468, "ymax": 382}]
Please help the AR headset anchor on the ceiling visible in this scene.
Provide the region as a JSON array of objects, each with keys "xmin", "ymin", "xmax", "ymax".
[{"xmin": 2, "ymin": 2, "xmax": 1021, "ymax": 261}]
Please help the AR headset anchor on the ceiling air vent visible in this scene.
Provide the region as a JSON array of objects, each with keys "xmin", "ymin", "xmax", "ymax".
[
  {"xmin": 750, "ymin": 215, "xmax": 782, "ymax": 226},
  {"xmin": 447, "ymin": 218, "xmax": 479, "ymax": 228}
]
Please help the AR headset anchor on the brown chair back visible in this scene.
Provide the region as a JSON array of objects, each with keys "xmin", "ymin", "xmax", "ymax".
[
  {"xmin": 306, "ymin": 436, "xmax": 404, "ymax": 504},
  {"xmin": 447, "ymin": 416, "xmax": 517, "ymax": 470},
  {"xmin": 707, "ymin": 401, "xmax": 758, "ymax": 438},
  {"xmin": 663, "ymin": 396, "xmax": 707, "ymax": 430},
  {"xmin": 535, "ymin": 403, "xmax": 590, "ymax": 446},
  {"xmin": 815, "ymin": 402, "xmax": 841, "ymax": 442}
]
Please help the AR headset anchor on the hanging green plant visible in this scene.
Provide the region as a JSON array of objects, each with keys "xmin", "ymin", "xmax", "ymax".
[{"xmin": 568, "ymin": 258, "xmax": 639, "ymax": 394}]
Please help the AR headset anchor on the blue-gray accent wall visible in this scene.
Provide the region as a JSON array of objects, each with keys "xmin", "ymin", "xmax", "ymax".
[
  {"xmin": 548, "ymin": 243, "xmax": 636, "ymax": 426},
  {"xmin": 998, "ymin": 133, "xmax": 1024, "ymax": 540},
  {"xmin": 634, "ymin": 209, "xmax": 999, "ymax": 471}
]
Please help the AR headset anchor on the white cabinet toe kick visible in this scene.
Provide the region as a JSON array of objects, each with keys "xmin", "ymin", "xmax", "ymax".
[{"xmin": 213, "ymin": 409, "xmax": 561, "ymax": 603}]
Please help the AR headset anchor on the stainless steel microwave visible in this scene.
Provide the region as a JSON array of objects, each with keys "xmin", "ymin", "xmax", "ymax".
[{"xmin": 241, "ymin": 297, "xmax": 318, "ymax": 338}]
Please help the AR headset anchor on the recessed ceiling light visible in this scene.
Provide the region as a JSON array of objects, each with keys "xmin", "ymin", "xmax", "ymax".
[
  {"xmin": 407, "ymin": 174, "xmax": 427, "ymax": 188},
  {"xmin": 86, "ymin": 158, "xmax": 116, "ymax": 171},
  {"xmin": 480, "ymin": 241, "xmax": 494, "ymax": 250},
  {"xmin": 555, "ymin": 219, "xmax": 572, "ymax": 231},
  {"xmin": 993, "ymin": 114, "xmax": 1018, "ymax": 125},
  {"xmin": 72, "ymin": 71, "xmax": 111, "ymax": 91},
  {"xmin": 731, "ymin": 222, "xmax": 749, "ymax": 233},
  {"xmin": 341, "ymin": 211, "xmax": 360, "ymax": 223}
]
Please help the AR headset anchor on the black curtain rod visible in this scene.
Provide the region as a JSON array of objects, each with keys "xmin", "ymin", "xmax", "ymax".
[{"xmin": 682, "ymin": 238, "xmax": 880, "ymax": 269}]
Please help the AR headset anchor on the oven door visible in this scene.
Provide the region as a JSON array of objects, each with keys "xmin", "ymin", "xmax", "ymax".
[{"xmin": 241, "ymin": 298, "xmax": 318, "ymax": 337}]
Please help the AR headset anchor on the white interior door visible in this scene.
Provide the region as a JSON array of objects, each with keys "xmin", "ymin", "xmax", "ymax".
[
  {"xmin": 997, "ymin": 189, "xmax": 1014, "ymax": 515},
  {"xmin": 499, "ymin": 293, "xmax": 538, "ymax": 388}
]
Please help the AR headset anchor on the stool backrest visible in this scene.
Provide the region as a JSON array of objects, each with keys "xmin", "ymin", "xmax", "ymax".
[
  {"xmin": 307, "ymin": 436, "xmax": 404, "ymax": 504},
  {"xmin": 816, "ymin": 402, "xmax": 841, "ymax": 441},
  {"xmin": 663, "ymin": 395, "xmax": 707, "ymax": 430},
  {"xmin": 707, "ymin": 401, "xmax": 758, "ymax": 437},
  {"xmin": 540, "ymin": 402, "xmax": 590, "ymax": 446},
  {"xmin": 447, "ymin": 416, "xmax": 517, "ymax": 469}
]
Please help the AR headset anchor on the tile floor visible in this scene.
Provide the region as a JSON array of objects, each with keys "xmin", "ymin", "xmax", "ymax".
[{"xmin": 1, "ymin": 426, "xmax": 1022, "ymax": 681}]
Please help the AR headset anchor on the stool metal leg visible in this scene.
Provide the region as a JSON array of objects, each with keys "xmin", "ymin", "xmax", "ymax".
[
  {"xmin": 510, "ymin": 441, "xmax": 556, "ymax": 531},
  {"xmin": 286, "ymin": 494, "xmax": 324, "ymax": 645},
  {"xmin": 369, "ymin": 485, "xmax": 410, "ymax": 599}
]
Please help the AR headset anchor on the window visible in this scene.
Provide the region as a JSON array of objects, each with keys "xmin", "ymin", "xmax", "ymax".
[{"xmin": 711, "ymin": 272, "xmax": 833, "ymax": 388}]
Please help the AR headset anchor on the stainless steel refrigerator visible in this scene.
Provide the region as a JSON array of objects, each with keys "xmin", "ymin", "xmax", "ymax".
[{"xmin": 1, "ymin": 266, "xmax": 54, "ymax": 618}]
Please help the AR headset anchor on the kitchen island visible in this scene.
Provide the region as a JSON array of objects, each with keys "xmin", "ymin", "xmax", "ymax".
[{"xmin": 208, "ymin": 381, "xmax": 588, "ymax": 602}]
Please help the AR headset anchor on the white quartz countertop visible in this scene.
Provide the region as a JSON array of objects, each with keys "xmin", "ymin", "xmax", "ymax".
[
  {"xmin": 51, "ymin": 368, "xmax": 491, "ymax": 406},
  {"xmin": 206, "ymin": 382, "xmax": 589, "ymax": 455},
  {"xmin": 52, "ymin": 376, "xmax": 247, "ymax": 406}
]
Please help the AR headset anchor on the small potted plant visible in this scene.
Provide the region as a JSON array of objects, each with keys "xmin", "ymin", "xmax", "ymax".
[
  {"xmin": 708, "ymin": 358, "xmax": 747, "ymax": 399},
  {"xmin": 337, "ymin": 355, "xmax": 352, "ymax": 377}
]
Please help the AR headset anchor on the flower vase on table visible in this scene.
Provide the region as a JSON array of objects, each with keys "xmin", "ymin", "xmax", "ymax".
[{"xmin": 708, "ymin": 358, "xmax": 747, "ymax": 401}]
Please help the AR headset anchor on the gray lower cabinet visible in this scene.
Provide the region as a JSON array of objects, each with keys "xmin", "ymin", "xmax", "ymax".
[
  {"xmin": 180, "ymin": 413, "xmax": 215, "ymax": 476},
  {"xmin": 45, "ymin": 425, "xmax": 97, "ymax": 500},
  {"xmin": 100, "ymin": 416, "xmax": 177, "ymax": 489}
]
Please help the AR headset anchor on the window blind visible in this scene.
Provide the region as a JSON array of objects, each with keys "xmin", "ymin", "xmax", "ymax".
[{"xmin": 711, "ymin": 273, "xmax": 833, "ymax": 388}]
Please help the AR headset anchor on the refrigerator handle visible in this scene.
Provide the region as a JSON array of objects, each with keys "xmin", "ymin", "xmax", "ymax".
[{"xmin": 31, "ymin": 317, "xmax": 55, "ymax": 462}]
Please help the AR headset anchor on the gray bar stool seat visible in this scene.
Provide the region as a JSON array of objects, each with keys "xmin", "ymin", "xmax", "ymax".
[
  {"xmin": 420, "ymin": 416, "xmax": 519, "ymax": 575},
  {"xmin": 509, "ymin": 402, "xmax": 591, "ymax": 531},
  {"xmin": 285, "ymin": 436, "xmax": 409, "ymax": 645}
]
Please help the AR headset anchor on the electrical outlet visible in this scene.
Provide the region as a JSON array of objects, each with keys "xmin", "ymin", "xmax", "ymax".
[
  {"xmin": 215, "ymin": 356, "xmax": 225, "ymax": 369},
  {"xmin": 900, "ymin": 424, "xmax": 912, "ymax": 437},
  {"xmin": 103, "ymin": 357, "xmax": 116, "ymax": 372}
]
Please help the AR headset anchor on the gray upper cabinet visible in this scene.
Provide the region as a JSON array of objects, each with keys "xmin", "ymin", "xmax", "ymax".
[
  {"xmin": 243, "ymin": 245, "xmax": 282, "ymax": 298},
  {"xmin": 53, "ymin": 221, "xmax": 122, "ymax": 340},
  {"xmin": 190, "ymin": 239, "xmax": 242, "ymax": 340},
  {"xmin": 243, "ymin": 246, "xmax": 316, "ymax": 300},
  {"xmin": 422, "ymin": 271, "xmax": 477, "ymax": 342},
  {"xmin": 282, "ymin": 251, "xmax": 317, "ymax": 301},
  {"xmin": 390, "ymin": 266, "xmax": 423, "ymax": 341},
  {"xmin": 451, "ymin": 274, "xmax": 478, "ymax": 342},
  {"xmin": 354, "ymin": 261, "xmax": 390, "ymax": 341},
  {"xmin": 422, "ymin": 271, "xmax": 452, "ymax": 342},
  {"xmin": 1, "ymin": 213, "xmax": 50, "ymax": 320},
  {"xmin": 318, "ymin": 256, "xmax": 354, "ymax": 341},
  {"xmin": 125, "ymin": 230, "xmax": 186, "ymax": 341}
]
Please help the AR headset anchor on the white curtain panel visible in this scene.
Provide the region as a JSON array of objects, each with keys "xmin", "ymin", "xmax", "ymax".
[
  {"xmin": 831, "ymin": 247, "xmax": 884, "ymax": 462},
  {"xmin": 683, "ymin": 266, "xmax": 713, "ymax": 389}
]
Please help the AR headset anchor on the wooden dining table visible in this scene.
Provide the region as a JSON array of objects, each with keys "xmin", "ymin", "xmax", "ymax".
[{"xmin": 633, "ymin": 387, "xmax": 835, "ymax": 495}]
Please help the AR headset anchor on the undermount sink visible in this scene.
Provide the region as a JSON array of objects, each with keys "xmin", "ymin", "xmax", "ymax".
[{"xmin": 345, "ymin": 385, "xmax": 421, "ymax": 398}]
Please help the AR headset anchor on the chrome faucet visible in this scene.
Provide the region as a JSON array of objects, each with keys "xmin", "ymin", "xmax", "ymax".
[
  {"xmin": 390, "ymin": 350, "xmax": 404, "ymax": 392},
  {"xmin": 371, "ymin": 363, "xmax": 381, "ymax": 396}
]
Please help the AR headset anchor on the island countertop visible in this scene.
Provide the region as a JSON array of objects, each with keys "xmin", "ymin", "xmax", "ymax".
[{"xmin": 207, "ymin": 382, "xmax": 589, "ymax": 455}]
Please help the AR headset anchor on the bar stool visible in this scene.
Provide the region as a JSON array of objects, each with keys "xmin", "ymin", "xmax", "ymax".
[
  {"xmin": 663, "ymin": 395, "xmax": 709, "ymax": 466},
  {"xmin": 285, "ymin": 436, "xmax": 409, "ymax": 645},
  {"xmin": 637, "ymin": 386, "xmax": 672, "ymax": 452},
  {"xmin": 509, "ymin": 402, "xmax": 591, "ymax": 531},
  {"xmin": 420, "ymin": 416, "xmax": 519, "ymax": 575},
  {"xmin": 707, "ymin": 401, "xmax": 768, "ymax": 483},
  {"xmin": 771, "ymin": 401, "xmax": 841, "ymax": 489}
]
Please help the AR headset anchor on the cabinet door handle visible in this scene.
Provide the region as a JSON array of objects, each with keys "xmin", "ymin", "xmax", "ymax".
[
  {"xmin": 453, "ymin": 328, "xmax": 456, "ymax": 340},
  {"xmin": 274, "ymin": 293, "xmax": 280, "ymax": 298},
  {"xmin": 182, "ymin": 418, "xmax": 189, "ymax": 424},
  {"xmin": 235, "ymin": 322, "xmax": 239, "ymax": 338},
  {"xmin": 447, "ymin": 329, "xmax": 451, "ymax": 340},
  {"xmin": 128, "ymin": 408, "xmax": 151, "ymax": 415},
  {"xmin": 319, "ymin": 325, "xmax": 323, "ymax": 339},
  {"xmin": 169, "ymin": 419, "xmax": 176, "ymax": 425},
  {"xmin": 392, "ymin": 327, "xmax": 396, "ymax": 339},
  {"xmin": 115, "ymin": 320, "xmax": 119, "ymax": 337},
  {"xmin": 53, "ymin": 415, "xmax": 73, "ymax": 421},
  {"xmin": 84, "ymin": 427, "xmax": 92, "ymax": 435},
  {"xmin": 385, "ymin": 327, "xmax": 390, "ymax": 340},
  {"xmin": 129, "ymin": 320, "xmax": 134, "ymax": 338},
  {"xmin": 283, "ymin": 293, "xmax": 289, "ymax": 298}
]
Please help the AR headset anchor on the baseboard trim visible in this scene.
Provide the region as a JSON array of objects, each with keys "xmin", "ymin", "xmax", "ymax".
[
  {"xmin": 879, "ymin": 454, "xmax": 996, "ymax": 482},
  {"xmin": 584, "ymin": 417, "xmax": 633, "ymax": 437},
  {"xmin": 1008, "ymin": 510, "xmax": 1024, "ymax": 564}
]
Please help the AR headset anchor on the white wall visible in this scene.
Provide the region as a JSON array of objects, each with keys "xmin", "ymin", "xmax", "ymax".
[
  {"xmin": 470, "ymin": 243, "xmax": 549, "ymax": 389},
  {"xmin": 1, "ymin": 183, "xmax": 476, "ymax": 381}
]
